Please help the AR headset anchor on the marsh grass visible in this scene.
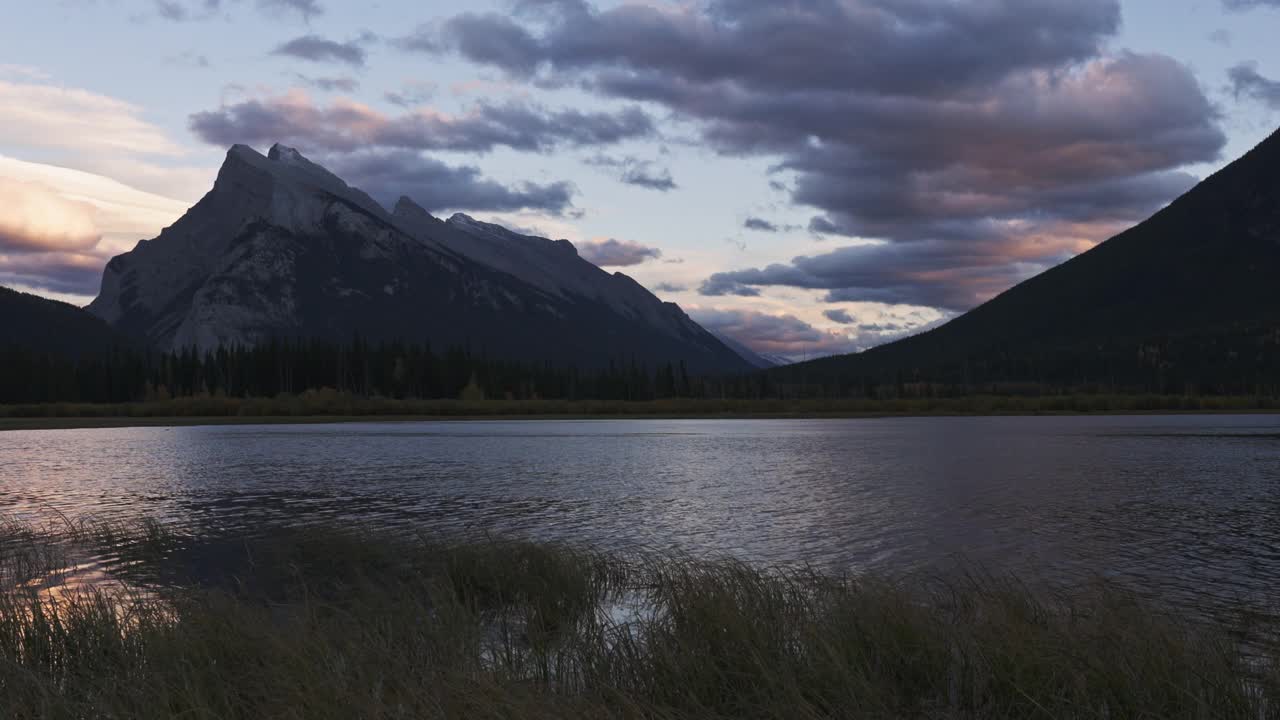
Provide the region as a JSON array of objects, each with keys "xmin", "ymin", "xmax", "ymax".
[{"xmin": 0, "ymin": 520, "xmax": 1277, "ymax": 719}]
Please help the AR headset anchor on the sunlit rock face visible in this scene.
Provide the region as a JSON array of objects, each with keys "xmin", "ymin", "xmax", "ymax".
[{"xmin": 87, "ymin": 145, "xmax": 749, "ymax": 372}]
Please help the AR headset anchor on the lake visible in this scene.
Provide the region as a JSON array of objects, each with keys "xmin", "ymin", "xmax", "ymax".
[{"xmin": 3, "ymin": 415, "xmax": 1280, "ymax": 618}]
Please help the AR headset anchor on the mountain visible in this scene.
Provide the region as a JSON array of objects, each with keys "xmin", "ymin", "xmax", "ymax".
[
  {"xmin": 0, "ymin": 285, "xmax": 126, "ymax": 358},
  {"xmin": 87, "ymin": 144, "xmax": 750, "ymax": 373},
  {"xmin": 778, "ymin": 127, "xmax": 1280, "ymax": 393},
  {"xmin": 707, "ymin": 331, "xmax": 789, "ymax": 369}
]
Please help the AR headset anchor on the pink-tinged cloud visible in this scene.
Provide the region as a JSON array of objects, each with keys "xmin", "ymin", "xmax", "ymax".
[
  {"xmin": 0, "ymin": 178, "xmax": 100, "ymax": 253},
  {"xmin": 690, "ymin": 307, "xmax": 859, "ymax": 359}
]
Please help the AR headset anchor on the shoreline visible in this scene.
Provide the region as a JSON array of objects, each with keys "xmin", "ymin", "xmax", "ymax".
[{"xmin": 5, "ymin": 407, "xmax": 1280, "ymax": 431}]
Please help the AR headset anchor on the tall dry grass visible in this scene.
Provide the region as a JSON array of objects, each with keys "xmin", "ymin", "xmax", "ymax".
[{"xmin": 0, "ymin": 520, "xmax": 1276, "ymax": 718}]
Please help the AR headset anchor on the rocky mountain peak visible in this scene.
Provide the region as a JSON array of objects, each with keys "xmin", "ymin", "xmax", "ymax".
[
  {"xmin": 267, "ymin": 143, "xmax": 302, "ymax": 162},
  {"xmin": 86, "ymin": 142, "xmax": 752, "ymax": 372},
  {"xmin": 218, "ymin": 143, "xmax": 392, "ymax": 230},
  {"xmin": 392, "ymin": 196, "xmax": 440, "ymax": 224}
]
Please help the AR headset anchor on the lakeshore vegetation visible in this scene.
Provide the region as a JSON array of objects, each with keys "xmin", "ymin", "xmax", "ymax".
[
  {"xmin": 8, "ymin": 333, "xmax": 1280, "ymax": 410},
  {"xmin": 1, "ymin": 519, "xmax": 1279, "ymax": 718},
  {"xmin": 2, "ymin": 391, "xmax": 1280, "ymax": 432}
]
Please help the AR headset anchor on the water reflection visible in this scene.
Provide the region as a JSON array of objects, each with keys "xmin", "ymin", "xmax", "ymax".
[{"xmin": 3, "ymin": 415, "xmax": 1280, "ymax": 620}]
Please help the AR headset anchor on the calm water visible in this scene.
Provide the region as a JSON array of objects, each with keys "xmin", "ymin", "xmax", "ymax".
[{"xmin": 3, "ymin": 415, "xmax": 1280, "ymax": 615}]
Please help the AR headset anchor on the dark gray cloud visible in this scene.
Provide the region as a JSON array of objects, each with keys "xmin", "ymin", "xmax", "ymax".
[
  {"xmin": 807, "ymin": 217, "xmax": 840, "ymax": 235},
  {"xmin": 576, "ymin": 238, "xmax": 662, "ymax": 267},
  {"xmin": 273, "ymin": 35, "xmax": 368, "ymax": 67},
  {"xmin": 0, "ymin": 252, "xmax": 105, "ymax": 297},
  {"xmin": 190, "ymin": 96, "xmax": 653, "ymax": 154},
  {"xmin": 410, "ymin": 0, "xmax": 1120, "ymax": 96},
  {"xmin": 651, "ymin": 281, "xmax": 687, "ymax": 293},
  {"xmin": 295, "ymin": 74, "xmax": 359, "ymax": 92},
  {"xmin": 1229, "ymin": 63, "xmax": 1280, "ymax": 108},
  {"xmin": 743, "ymin": 217, "xmax": 801, "ymax": 233},
  {"xmin": 584, "ymin": 154, "xmax": 676, "ymax": 191},
  {"xmin": 620, "ymin": 164, "xmax": 675, "ymax": 191},
  {"xmin": 823, "ymin": 308, "xmax": 854, "ymax": 325},
  {"xmin": 324, "ymin": 151, "xmax": 574, "ymax": 215},
  {"xmin": 421, "ymin": 0, "xmax": 1224, "ymax": 311}
]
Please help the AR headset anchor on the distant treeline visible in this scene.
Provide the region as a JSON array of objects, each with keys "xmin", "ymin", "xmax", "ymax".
[
  {"xmin": 0, "ymin": 337, "xmax": 776, "ymax": 405},
  {"xmin": 6, "ymin": 329, "xmax": 1280, "ymax": 407},
  {"xmin": 770, "ymin": 327, "xmax": 1280, "ymax": 400}
]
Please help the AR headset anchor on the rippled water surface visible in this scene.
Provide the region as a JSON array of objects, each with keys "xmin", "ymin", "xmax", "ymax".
[{"xmin": 4, "ymin": 416, "xmax": 1280, "ymax": 614}]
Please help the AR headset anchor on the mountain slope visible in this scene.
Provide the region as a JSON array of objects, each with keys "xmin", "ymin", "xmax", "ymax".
[
  {"xmin": 88, "ymin": 145, "xmax": 749, "ymax": 373},
  {"xmin": 707, "ymin": 330, "xmax": 785, "ymax": 369},
  {"xmin": 0, "ymin": 285, "xmax": 126, "ymax": 358},
  {"xmin": 779, "ymin": 127, "xmax": 1280, "ymax": 391}
]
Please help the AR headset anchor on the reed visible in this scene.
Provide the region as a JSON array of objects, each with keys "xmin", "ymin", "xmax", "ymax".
[{"xmin": 0, "ymin": 520, "xmax": 1276, "ymax": 719}]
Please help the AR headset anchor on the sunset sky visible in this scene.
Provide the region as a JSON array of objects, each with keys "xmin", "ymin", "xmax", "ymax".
[{"xmin": 2, "ymin": 0, "xmax": 1279, "ymax": 359}]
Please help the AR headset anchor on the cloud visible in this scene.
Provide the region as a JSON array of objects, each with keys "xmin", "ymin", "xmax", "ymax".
[
  {"xmin": 620, "ymin": 163, "xmax": 675, "ymax": 191},
  {"xmin": 698, "ymin": 220, "xmax": 1117, "ymax": 311},
  {"xmin": 743, "ymin": 216, "xmax": 802, "ymax": 233},
  {"xmin": 651, "ymin": 281, "xmax": 687, "ymax": 293},
  {"xmin": 1208, "ymin": 29, "xmax": 1233, "ymax": 47},
  {"xmin": 325, "ymin": 151, "xmax": 575, "ymax": 214},
  {"xmin": 0, "ymin": 252, "xmax": 107, "ymax": 297},
  {"xmin": 150, "ymin": 0, "xmax": 321, "ymax": 21},
  {"xmin": 577, "ymin": 238, "xmax": 662, "ymax": 267},
  {"xmin": 0, "ymin": 79, "xmax": 184, "ymax": 158},
  {"xmin": 0, "ymin": 155, "xmax": 190, "ymax": 299},
  {"xmin": 823, "ymin": 308, "xmax": 854, "ymax": 325},
  {"xmin": 1228, "ymin": 63, "xmax": 1280, "ymax": 108},
  {"xmin": 415, "ymin": 0, "xmax": 1121, "ymax": 93},
  {"xmin": 0, "ymin": 178, "xmax": 101, "ymax": 253},
  {"xmin": 295, "ymin": 74, "xmax": 359, "ymax": 92},
  {"xmin": 259, "ymin": 0, "xmax": 322, "ymax": 19},
  {"xmin": 189, "ymin": 91, "xmax": 654, "ymax": 154},
  {"xmin": 0, "ymin": 77, "xmax": 213, "ymax": 201},
  {"xmin": 272, "ymin": 35, "xmax": 368, "ymax": 67},
  {"xmin": 584, "ymin": 153, "xmax": 675, "ymax": 191},
  {"xmin": 153, "ymin": 0, "xmax": 221, "ymax": 21},
  {"xmin": 1223, "ymin": 0, "xmax": 1280, "ymax": 8},
  {"xmin": 385, "ymin": 80, "xmax": 438, "ymax": 107},
  {"xmin": 857, "ymin": 321, "xmax": 909, "ymax": 334},
  {"xmin": 422, "ymin": 0, "xmax": 1224, "ymax": 312},
  {"xmin": 689, "ymin": 307, "xmax": 857, "ymax": 359}
]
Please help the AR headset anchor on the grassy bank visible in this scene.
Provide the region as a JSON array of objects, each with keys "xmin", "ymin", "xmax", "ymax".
[
  {"xmin": 4, "ymin": 390, "xmax": 1280, "ymax": 431},
  {"xmin": 1, "ymin": 520, "xmax": 1277, "ymax": 718}
]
